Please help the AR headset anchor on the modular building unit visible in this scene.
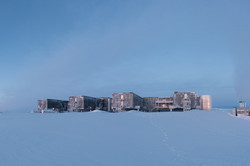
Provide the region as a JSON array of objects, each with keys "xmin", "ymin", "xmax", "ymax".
[
  {"xmin": 68, "ymin": 96, "xmax": 102, "ymax": 112},
  {"xmin": 98, "ymin": 97, "xmax": 112, "ymax": 111},
  {"xmin": 182, "ymin": 95, "xmax": 192, "ymax": 111},
  {"xmin": 196, "ymin": 96, "xmax": 201, "ymax": 109},
  {"xmin": 112, "ymin": 92, "xmax": 143, "ymax": 111},
  {"xmin": 38, "ymin": 99, "xmax": 68, "ymax": 112},
  {"xmin": 173, "ymin": 92, "xmax": 197, "ymax": 110},
  {"xmin": 155, "ymin": 97, "xmax": 174, "ymax": 111},
  {"xmin": 143, "ymin": 97, "xmax": 158, "ymax": 112},
  {"xmin": 200, "ymin": 95, "xmax": 212, "ymax": 110},
  {"xmin": 143, "ymin": 97, "xmax": 174, "ymax": 112},
  {"xmin": 232, "ymin": 107, "xmax": 238, "ymax": 116}
]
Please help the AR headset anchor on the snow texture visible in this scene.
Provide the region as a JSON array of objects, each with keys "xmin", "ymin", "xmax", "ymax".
[
  {"xmin": 0, "ymin": 110, "xmax": 249, "ymax": 166},
  {"xmin": 230, "ymin": 113, "xmax": 250, "ymax": 121}
]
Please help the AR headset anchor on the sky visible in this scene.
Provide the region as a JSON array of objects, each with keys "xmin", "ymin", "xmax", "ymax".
[{"xmin": 0, "ymin": 0, "xmax": 250, "ymax": 111}]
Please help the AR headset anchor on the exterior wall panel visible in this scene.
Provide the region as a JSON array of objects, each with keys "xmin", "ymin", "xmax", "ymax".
[
  {"xmin": 38, "ymin": 99, "xmax": 68, "ymax": 112},
  {"xmin": 112, "ymin": 92, "xmax": 143, "ymax": 111},
  {"xmin": 68, "ymin": 96, "xmax": 101, "ymax": 112},
  {"xmin": 173, "ymin": 92, "xmax": 197, "ymax": 110}
]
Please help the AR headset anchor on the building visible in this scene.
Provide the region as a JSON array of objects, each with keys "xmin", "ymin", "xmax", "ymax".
[
  {"xmin": 239, "ymin": 101, "xmax": 247, "ymax": 108},
  {"xmin": 233, "ymin": 101, "xmax": 249, "ymax": 116},
  {"xmin": 112, "ymin": 92, "xmax": 143, "ymax": 111},
  {"xmin": 143, "ymin": 97, "xmax": 158, "ymax": 112},
  {"xmin": 200, "ymin": 95, "xmax": 212, "ymax": 110},
  {"xmin": 98, "ymin": 97, "xmax": 112, "ymax": 111},
  {"xmin": 182, "ymin": 94, "xmax": 192, "ymax": 111},
  {"xmin": 143, "ymin": 97, "xmax": 174, "ymax": 112},
  {"xmin": 38, "ymin": 99, "xmax": 68, "ymax": 113},
  {"xmin": 68, "ymin": 96, "xmax": 102, "ymax": 112},
  {"xmin": 196, "ymin": 96, "xmax": 201, "ymax": 109},
  {"xmin": 173, "ymin": 92, "xmax": 198, "ymax": 111},
  {"xmin": 36, "ymin": 91, "xmax": 211, "ymax": 113}
]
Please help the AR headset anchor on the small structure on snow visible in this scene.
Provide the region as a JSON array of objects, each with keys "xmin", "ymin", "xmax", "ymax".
[{"xmin": 233, "ymin": 101, "xmax": 249, "ymax": 116}]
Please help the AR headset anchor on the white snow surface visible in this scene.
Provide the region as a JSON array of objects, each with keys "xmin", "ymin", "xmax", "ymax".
[
  {"xmin": 231, "ymin": 113, "xmax": 250, "ymax": 121},
  {"xmin": 0, "ymin": 110, "xmax": 250, "ymax": 166}
]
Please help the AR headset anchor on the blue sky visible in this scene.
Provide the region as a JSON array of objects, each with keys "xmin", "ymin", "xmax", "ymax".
[{"xmin": 0, "ymin": 0, "xmax": 250, "ymax": 111}]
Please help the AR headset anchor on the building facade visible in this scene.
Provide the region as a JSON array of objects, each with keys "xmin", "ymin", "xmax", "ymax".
[
  {"xmin": 98, "ymin": 97, "xmax": 112, "ymax": 111},
  {"xmin": 143, "ymin": 97, "xmax": 174, "ymax": 112},
  {"xmin": 233, "ymin": 101, "xmax": 249, "ymax": 115},
  {"xmin": 37, "ymin": 99, "xmax": 68, "ymax": 112},
  {"xmin": 68, "ymin": 96, "xmax": 102, "ymax": 112},
  {"xmin": 112, "ymin": 92, "xmax": 143, "ymax": 111},
  {"xmin": 37, "ymin": 91, "xmax": 211, "ymax": 113},
  {"xmin": 200, "ymin": 95, "xmax": 212, "ymax": 110},
  {"xmin": 173, "ymin": 92, "xmax": 198, "ymax": 111}
]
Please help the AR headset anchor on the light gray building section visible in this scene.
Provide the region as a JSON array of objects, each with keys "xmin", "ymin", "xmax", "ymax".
[
  {"xmin": 155, "ymin": 97, "xmax": 174, "ymax": 111},
  {"xmin": 143, "ymin": 97, "xmax": 174, "ymax": 112},
  {"xmin": 173, "ymin": 92, "xmax": 197, "ymax": 110},
  {"xmin": 68, "ymin": 96, "xmax": 102, "ymax": 112},
  {"xmin": 112, "ymin": 92, "xmax": 143, "ymax": 111}
]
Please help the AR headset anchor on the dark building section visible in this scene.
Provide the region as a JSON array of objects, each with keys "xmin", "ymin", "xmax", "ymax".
[
  {"xmin": 38, "ymin": 99, "xmax": 68, "ymax": 113},
  {"xmin": 112, "ymin": 92, "xmax": 143, "ymax": 111},
  {"xmin": 196, "ymin": 96, "xmax": 201, "ymax": 109},
  {"xmin": 98, "ymin": 97, "xmax": 112, "ymax": 111},
  {"xmin": 68, "ymin": 96, "xmax": 102, "ymax": 112},
  {"xmin": 143, "ymin": 97, "xmax": 174, "ymax": 112},
  {"xmin": 143, "ymin": 97, "xmax": 158, "ymax": 112},
  {"xmin": 173, "ymin": 92, "xmax": 197, "ymax": 111}
]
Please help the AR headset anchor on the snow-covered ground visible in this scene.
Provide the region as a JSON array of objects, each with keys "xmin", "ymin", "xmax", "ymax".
[
  {"xmin": 0, "ymin": 110, "xmax": 250, "ymax": 166},
  {"xmin": 232, "ymin": 113, "xmax": 250, "ymax": 121}
]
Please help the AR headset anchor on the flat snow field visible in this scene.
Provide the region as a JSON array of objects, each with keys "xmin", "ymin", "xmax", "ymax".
[{"xmin": 0, "ymin": 110, "xmax": 250, "ymax": 166}]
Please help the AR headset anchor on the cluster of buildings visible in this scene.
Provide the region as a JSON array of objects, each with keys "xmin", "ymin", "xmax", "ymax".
[{"xmin": 37, "ymin": 92, "xmax": 212, "ymax": 113}]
